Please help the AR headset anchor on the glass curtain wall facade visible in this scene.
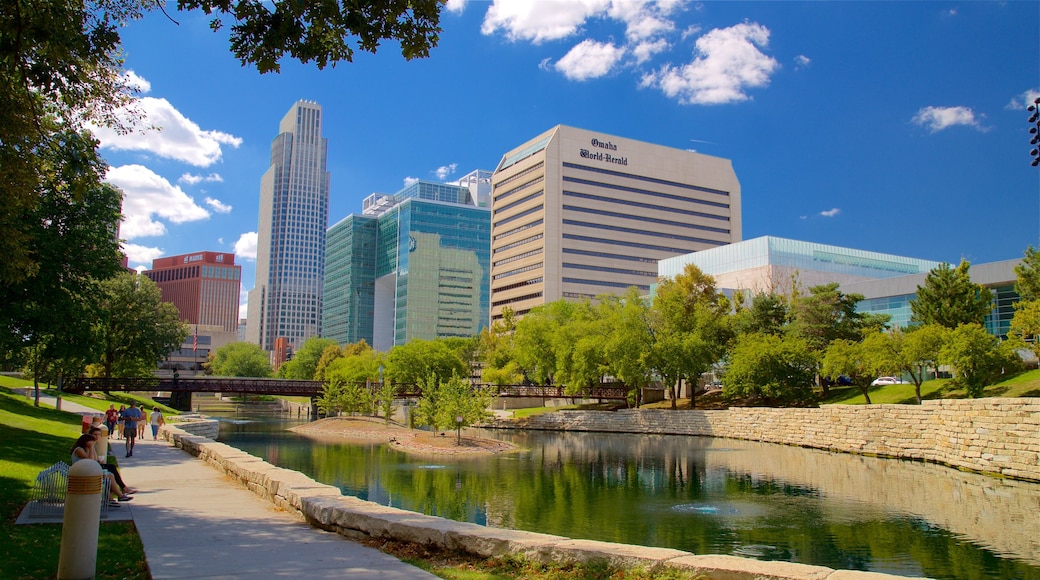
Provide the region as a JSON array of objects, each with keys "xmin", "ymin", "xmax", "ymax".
[
  {"xmin": 490, "ymin": 125, "xmax": 741, "ymax": 322},
  {"xmin": 246, "ymin": 101, "xmax": 330, "ymax": 352},
  {"xmin": 324, "ymin": 179, "xmax": 491, "ymax": 350}
]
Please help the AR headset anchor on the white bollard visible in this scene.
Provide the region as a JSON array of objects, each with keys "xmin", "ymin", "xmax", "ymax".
[
  {"xmin": 57, "ymin": 460, "xmax": 103, "ymax": 580},
  {"xmin": 96, "ymin": 424, "xmax": 109, "ymax": 461}
]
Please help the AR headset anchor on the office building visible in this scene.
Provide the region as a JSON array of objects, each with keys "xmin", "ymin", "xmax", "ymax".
[
  {"xmin": 324, "ymin": 171, "xmax": 491, "ymax": 350},
  {"xmin": 143, "ymin": 251, "xmax": 241, "ymax": 332},
  {"xmin": 157, "ymin": 324, "xmax": 238, "ymax": 378},
  {"xmin": 246, "ymin": 101, "xmax": 330, "ymax": 352},
  {"xmin": 661, "ymin": 235, "xmax": 1018, "ymax": 337},
  {"xmin": 489, "ymin": 125, "xmax": 741, "ymax": 321}
]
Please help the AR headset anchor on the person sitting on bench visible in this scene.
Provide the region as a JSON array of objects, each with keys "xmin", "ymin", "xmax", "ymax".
[
  {"xmin": 70, "ymin": 433, "xmax": 133, "ymax": 503},
  {"xmin": 87, "ymin": 427, "xmax": 138, "ymax": 495}
]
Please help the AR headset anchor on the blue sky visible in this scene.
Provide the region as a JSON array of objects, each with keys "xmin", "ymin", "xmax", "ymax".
[{"xmin": 94, "ymin": 1, "xmax": 1040, "ymax": 317}]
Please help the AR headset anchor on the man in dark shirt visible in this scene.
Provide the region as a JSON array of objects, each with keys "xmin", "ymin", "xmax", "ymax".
[{"xmin": 122, "ymin": 402, "xmax": 145, "ymax": 457}]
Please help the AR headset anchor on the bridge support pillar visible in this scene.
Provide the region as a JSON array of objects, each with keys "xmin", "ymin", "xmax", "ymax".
[
  {"xmin": 310, "ymin": 400, "xmax": 319, "ymax": 421},
  {"xmin": 169, "ymin": 391, "xmax": 192, "ymax": 412}
]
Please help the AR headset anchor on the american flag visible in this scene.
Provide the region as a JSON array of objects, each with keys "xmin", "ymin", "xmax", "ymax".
[{"xmin": 192, "ymin": 325, "xmax": 198, "ymax": 352}]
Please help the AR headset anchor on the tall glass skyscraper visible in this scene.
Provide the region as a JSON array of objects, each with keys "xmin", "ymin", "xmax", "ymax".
[
  {"xmin": 246, "ymin": 101, "xmax": 330, "ymax": 352},
  {"xmin": 324, "ymin": 170, "xmax": 491, "ymax": 350}
]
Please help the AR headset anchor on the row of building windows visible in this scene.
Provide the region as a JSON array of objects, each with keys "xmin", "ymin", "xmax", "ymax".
[
  {"xmin": 491, "ymin": 277, "xmax": 543, "ymax": 295},
  {"xmin": 562, "ymin": 277, "xmax": 650, "ymax": 291},
  {"xmin": 494, "ymin": 233, "xmax": 543, "ymax": 254},
  {"xmin": 493, "ymin": 161, "xmax": 544, "ymax": 190},
  {"xmin": 147, "ymin": 266, "xmax": 199, "ymax": 283},
  {"xmin": 562, "ymin": 262, "xmax": 657, "ymax": 278},
  {"xmin": 495, "ymin": 176, "xmax": 544, "ymax": 203},
  {"xmin": 562, "ymin": 176, "xmax": 729, "ymax": 210},
  {"xmin": 494, "ymin": 205, "xmax": 543, "ymax": 228},
  {"xmin": 562, "ymin": 204, "xmax": 731, "ymax": 235},
  {"xmin": 562, "ymin": 219, "xmax": 727, "ymax": 247},
  {"xmin": 562, "ymin": 190, "xmax": 730, "ymax": 223},
  {"xmin": 493, "ymin": 262, "xmax": 543, "ymax": 281},
  {"xmin": 562, "ymin": 233, "xmax": 692, "ymax": 254},
  {"xmin": 493, "ymin": 248, "xmax": 543, "ymax": 268},
  {"xmin": 493, "ymin": 218, "xmax": 543, "ymax": 241},
  {"xmin": 492, "ymin": 291, "xmax": 543, "ymax": 308},
  {"xmin": 495, "ymin": 190, "xmax": 543, "ymax": 215},
  {"xmin": 562, "ymin": 247, "xmax": 657, "ymax": 264},
  {"xmin": 562, "ymin": 162, "xmax": 730, "ymax": 197}
]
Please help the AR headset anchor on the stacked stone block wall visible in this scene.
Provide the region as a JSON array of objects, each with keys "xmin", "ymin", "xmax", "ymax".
[{"xmin": 502, "ymin": 399, "xmax": 1040, "ymax": 482}]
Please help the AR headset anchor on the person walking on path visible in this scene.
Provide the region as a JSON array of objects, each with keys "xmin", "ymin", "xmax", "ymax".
[
  {"xmin": 122, "ymin": 402, "xmax": 144, "ymax": 457},
  {"xmin": 148, "ymin": 407, "xmax": 164, "ymax": 440},
  {"xmin": 116, "ymin": 404, "xmax": 127, "ymax": 440},
  {"xmin": 104, "ymin": 404, "xmax": 118, "ymax": 437}
]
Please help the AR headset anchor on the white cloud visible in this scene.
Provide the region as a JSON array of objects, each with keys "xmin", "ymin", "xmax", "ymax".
[
  {"xmin": 794, "ymin": 55, "xmax": 811, "ymax": 69},
  {"xmin": 641, "ymin": 22, "xmax": 780, "ymax": 105},
  {"xmin": 179, "ymin": 172, "xmax": 224, "ymax": 185},
  {"xmin": 234, "ymin": 232, "xmax": 258, "ymax": 260},
  {"xmin": 482, "ymin": 0, "xmax": 609, "ymax": 43},
  {"xmin": 435, "ymin": 163, "xmax": 459, "ymax": 180},
  {"xmin": 107, "ymin": 164, "xmax": 210, "ymax": 239},
  {"xmin": 121, "ymin": 242, "xmax": 164, "ymax": 267},
  {"xmin": 912, "ymin": 106, "xmax": 983, "ymax": 132},
  {"xmin": 1007, "ymin": 88, "xmax": 1040, "ymax": 110},
  {"xmin": 445, "ymin": 0, "xmax": 467, "ymax": 13},
  {"xmin": 239, "ymin": 287, "xmax": 250, "ymax": 320},
  {"xmin": 555, "ymin": 39, "xmax": 625, "ymax": 80},
  {"xmin": 680, "ymin": 24, "xmax": 702, "ymax": 41},
  {"xmin": 205, "ymin": 197, "xmax": 232, "ymax": 213},
  {"xmin": 403, "ymin": 176, "xmax": 420, "ymax": 188},
  {"xmin": 120, "ymin": 70, "xmax": 151, "ymax": 94},
  {"xmin": 607, "ymin": 0, "xmax": 682, "ymax": 42},
  {"xmin": 632, "ymin": 39, "xmax": 670, "ymax": 65},
  {"xmin": 217, "ymin": 237, "xmax": 224, "ymax": 245},
  {"xmin": 92, "ymin": 96, "xmax": 242, "ymax": 167},
  {"xmin": 820, "ymin": 208, "xmax": 840, "ymax": 218}
]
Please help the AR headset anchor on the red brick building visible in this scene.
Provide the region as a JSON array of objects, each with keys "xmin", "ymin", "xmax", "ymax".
[{"xmin": 144, "ymin": 252, "xmax": 241, "ymax": 332}]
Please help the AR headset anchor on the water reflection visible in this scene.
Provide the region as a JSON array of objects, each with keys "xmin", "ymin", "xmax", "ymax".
[{"xmin": 214, "ymin": 412, "xmax": 1040, "ymax": 580}]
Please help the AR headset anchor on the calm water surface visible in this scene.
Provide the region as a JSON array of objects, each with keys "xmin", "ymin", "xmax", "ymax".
[{"xmin": 214, "ymin": 411, "xmax": 1040, "ymax": 579}]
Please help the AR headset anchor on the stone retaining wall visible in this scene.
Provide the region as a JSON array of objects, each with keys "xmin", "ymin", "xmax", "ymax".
[
  {"xmin": 491, "ymin": 398, "xmax": 1040, "ymax": 482},
  {"xmin": 156, "ymin": 423, "xmax": 921, "ymax": 579},
  {"xmin": 169, "ymin": 416, "xmax": 219, "ymax": 439}
]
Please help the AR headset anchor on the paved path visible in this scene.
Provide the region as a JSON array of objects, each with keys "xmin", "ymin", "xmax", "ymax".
[
  {"xmin": 26, "ymin": 392, "xmax": 436, "ymax": 579},
  {"xmin": 118, "ymin": 437, "xmax": 438, "ymax": 579}
]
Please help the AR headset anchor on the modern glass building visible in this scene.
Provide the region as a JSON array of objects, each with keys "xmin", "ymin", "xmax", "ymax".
[
  {"xmin": 490, "ymin": 125, "xmax": 741, "ymax": 322},
  {"xmin": 323, "ymin": 170, "xmax": 491, "ymax": 350},
  {"xmin": 246, "ymin": 101, "xmax": 330, "ymax": 353},
  {"xmin": 661, "ymin": 236, "xmax": 1020, "ymax": 338}
]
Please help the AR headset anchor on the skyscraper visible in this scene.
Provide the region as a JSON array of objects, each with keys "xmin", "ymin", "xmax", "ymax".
[
  {"xmin": 143, "ymin": 251, "xmax": 242, "ymax": 332},
  {"xmin": 490, "ymin": 125, "xmax": 741, "ymax": 321},
  {"xmin": 323, "ymin": 170, "xmax": 491, "ymax": 350},
  {"xmin": 246, "ymin": 101, "xmax": 330, "ymax": 352}
]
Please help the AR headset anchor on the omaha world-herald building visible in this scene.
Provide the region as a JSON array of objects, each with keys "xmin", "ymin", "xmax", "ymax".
[{"xmin": 490, "ymin": 125, "xmax": 741, "ymax": 321}]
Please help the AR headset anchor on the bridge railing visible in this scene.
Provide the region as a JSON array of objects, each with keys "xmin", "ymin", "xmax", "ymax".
[{"xmin": 67, "ymin": 377, "xmax": 630, "ymax": 400}]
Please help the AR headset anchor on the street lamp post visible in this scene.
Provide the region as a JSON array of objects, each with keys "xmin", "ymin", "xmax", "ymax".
[
  {"xmin": 456, "ymin": 415, "xmax": 463, "ymax": 445},
  {"xmin": 1029, "ymin": 97, "xmax": 1040, "ymax": 167}
]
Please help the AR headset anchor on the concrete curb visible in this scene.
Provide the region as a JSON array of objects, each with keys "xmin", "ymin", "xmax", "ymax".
[{"xmin": 157, "ymin": 422, "xmax": 928, "ymax": 579}]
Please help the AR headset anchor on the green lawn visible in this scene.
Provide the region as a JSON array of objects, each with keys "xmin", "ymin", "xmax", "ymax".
[
  {"xmin": 0, "ymin": 375, "xmax": 180, "ymax": 416},
  {"xmin": 0, "ymin": 388, "xmax": 148, "ymax": 579},
  {"xmin": 820, "ymin": 369, "xmax": 1040, "ymax": 405}
]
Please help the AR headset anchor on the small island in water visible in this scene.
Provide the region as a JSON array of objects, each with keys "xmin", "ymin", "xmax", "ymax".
[{"xmin": 291, "ymin": 416, "xmax": 519, "ymax": 456}]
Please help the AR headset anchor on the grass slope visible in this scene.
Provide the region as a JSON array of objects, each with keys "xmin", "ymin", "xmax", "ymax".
[
  {"xmin": 0, "ymin": 388, "xmax": 148, "ymax": 579},
  {"xmin": 821, "ymin": 369, "xmax": 1040, "ymax": 405}
]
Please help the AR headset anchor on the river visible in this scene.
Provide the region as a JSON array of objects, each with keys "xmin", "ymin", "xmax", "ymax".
[{"xmin": 213, "ymin": 411, "xmax": 1040, "ymax": 579}]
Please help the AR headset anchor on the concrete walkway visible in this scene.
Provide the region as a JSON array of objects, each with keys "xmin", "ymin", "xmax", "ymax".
[
  {"xmin": 24, "ymin": 392, "xmax": 436, "ymax": 579},
  {"xmin": 118, "ymin": 437, "xmax": 438, "ymax": 579}
]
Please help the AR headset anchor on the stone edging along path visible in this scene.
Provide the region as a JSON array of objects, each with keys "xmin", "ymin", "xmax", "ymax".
[{"xmin": 162, "ymin": 420, "xmax": 922, "ymax": 580}]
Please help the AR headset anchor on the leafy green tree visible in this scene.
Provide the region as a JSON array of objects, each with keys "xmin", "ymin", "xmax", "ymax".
[
  {"xmin": 732, "ymin": 292, "xmax": 788, "ymax": 337},
  {"xmin": 788, "ymin": 283, "xmax": 887, "ymax": 395},
  {"xmin": 322, "ymin": 348, "xmax": 384, "ymax": 386},
  {"xmin": 1008, "ymin": 299, "xmax": 1040, "ymax": 361},
  {"xmin": 724, "ymin": 333, "xmax": 817, "ymax": 403},
  {"xmin": 1013, "ymin": 246, "xmax": 1040, "ymax": 302},
  {"xmin": 939, "ymin": 323, "xmax": 1019, "ymax": 398},
  {"xmin": 478, "ymin": 307, "xmax": 522, "ymax": 385},
  {"xmin": 414, "ymin": 373, "xmax": 489, "ymax": 437},
  {"xmin": 647, "ymin": 264, "xmax": 731, "ymax": 409},
  {"xmin": 822, "ymin": 339, "xmax": 876, "ymax": 404},
  {"xmin": 551, "ymin": 300, "xmax": 607, "ymax": 393},
  {"xmin": 867, "ymin": 325, "xmax": 948, "ymax": 404},
  {"xmin": 385, "ymin": 338, "xmax": 466, "ymax": 386},
  {"xmin": 910, "ymin": 261, "xmax": 993, "ymax": 329},
  {"xmin": 512, "ymin": 300, "xmax": 578, "ymax": 385},
  {"xmin": 374, "ymin": 379, "xmax": 399, "ymax": 425},
  {"xmin": 599, "ymin": 288, "xmax": 653, "ymax": 406},
  {"xmin": 276, "ymin": 336, "xmax": 338, "ymax": 380},
  {"xmin": 209, "ymin": 342, "xmax": 272, "ymax": 377},
  {"xmin": 90, "ymin": 272, "xmax": 189, "ymax": 378}
]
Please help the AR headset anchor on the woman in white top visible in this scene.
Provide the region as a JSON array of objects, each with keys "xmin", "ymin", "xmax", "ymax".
[
  {"xmin": 70, "ymin": 433, "xmax": 133, "ymax": 503},
  {"xmin": 149, "ymin": 407, "xmax": 165, "ymax": 440}
]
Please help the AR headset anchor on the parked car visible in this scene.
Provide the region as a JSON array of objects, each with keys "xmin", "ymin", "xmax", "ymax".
[{"xmin": 870, "ymin": 376, "xmax": 905, "ymax": 386}]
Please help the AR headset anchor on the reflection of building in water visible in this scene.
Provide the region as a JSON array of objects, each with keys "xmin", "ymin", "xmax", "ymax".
[
  {"xmin": 324, "ymin": 172, "xmax": 491, "ymax": 350},
  {"xmin": 491, "ymin": 431, "xmax": 1040, "ymax": 565}
]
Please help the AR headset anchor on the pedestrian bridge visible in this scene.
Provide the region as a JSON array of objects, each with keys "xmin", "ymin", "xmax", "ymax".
[{"xmin": 65, "ymin": 377, "xmax": 629, "ymax": 401}]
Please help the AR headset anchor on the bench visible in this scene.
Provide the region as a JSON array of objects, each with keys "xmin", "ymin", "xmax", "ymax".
[{"xmin": 27, "ymin": 461, "xmax": 112, "ymax": 520}]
